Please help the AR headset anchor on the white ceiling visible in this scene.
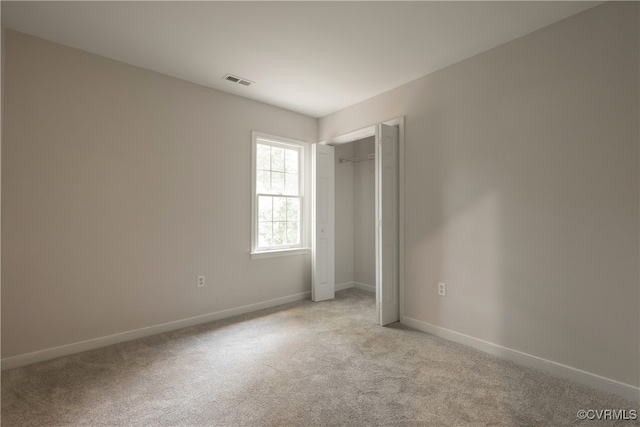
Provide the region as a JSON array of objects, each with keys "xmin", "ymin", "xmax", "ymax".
[{"xmin": 2, "ymin": 1, "xmax": 602, "ymax": 118}]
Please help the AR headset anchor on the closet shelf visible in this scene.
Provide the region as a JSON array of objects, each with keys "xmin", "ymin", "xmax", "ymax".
[{"xmin": 339, "ymin": 153, "xmax": 375, "ymax": 164}]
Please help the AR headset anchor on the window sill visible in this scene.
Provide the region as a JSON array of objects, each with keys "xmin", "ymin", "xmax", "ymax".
[{"xmin": 250, "ymin": 248, "xmax": 310, "ymax": 260}]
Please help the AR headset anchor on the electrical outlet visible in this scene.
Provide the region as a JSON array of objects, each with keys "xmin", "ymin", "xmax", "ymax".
[
  {"xmin": 438, "ymin": 282, "xmax": 446, "ymax": 296},
  {"xmin": 197, "ymin": 276, "xmax": 205, "ymax": 288}
]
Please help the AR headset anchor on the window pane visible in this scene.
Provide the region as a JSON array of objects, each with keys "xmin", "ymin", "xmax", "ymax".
[
  {"xmin": 253, "ymin": 136, "xmax": 305, "ymax": 251},
  {"xmin": 258, "ymin": 221, "xmax": 273, "ymax": 247},
  {"xmin": 286, "ymin": 222, "xmax": 299, "ymax": 245},
  {"xmin": 285, "ymin": 149, "xmax": 298, "ymax": 174},
  {"xmin": 258, "ymin": 196, "xmax": 273, "ymax": 221},
  {"xmin": 273, "ymin": 197, "xmax": 286, "ymax": 221},
  {"xmin": 286, "ymin": 198, "xmax": 300, "ymax": 221},
  {"xmin": 273, "ymin": 222, "xmax": 286, "ymax": 245},
  {"xmin": 271, "ymin": 172, "xmax": 285, "ymax": 194},
  {"xmin": 284, "ymin": 173, "xmax": 298, "ymax": 195},
  {"xmin": 257, "ymin": 170, "xmax": 271, "ymax": 193},
  {"xmin": 257, "ymin": 144, "xmax": 271, "ymax": 171},
  {"xmin": 271, "ymin": 147, "xmax": 285, "ymax": 172}
]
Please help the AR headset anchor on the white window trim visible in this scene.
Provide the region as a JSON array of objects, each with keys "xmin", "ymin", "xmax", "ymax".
[{"xmin": 250, "ymin": 131, "xmax": 310, "ymax": 259}]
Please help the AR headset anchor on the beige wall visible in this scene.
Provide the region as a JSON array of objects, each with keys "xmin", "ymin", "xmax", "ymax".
[
  {"xmin": 321, "ymin": 2, "xmax": 640, "ymax": 387},
  {"xmin": 2, "ymin": 31, "xmax": 317, "ymax": 358},
  {"xmin": 352, "ymin": 137, "xmax": 375, "ymax": 287},
  {"xmin": 334, "ymin": 143, "xmax": 354, "ymax": 285}
]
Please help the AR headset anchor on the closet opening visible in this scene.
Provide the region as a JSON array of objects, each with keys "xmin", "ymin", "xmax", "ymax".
[
  {"xmin": 313, "ymin": 119, "xmax": 403, "ymax": 325},
  {"xmin": 334, "ymin": 136, "xmax": 377, "ymax": 297}
]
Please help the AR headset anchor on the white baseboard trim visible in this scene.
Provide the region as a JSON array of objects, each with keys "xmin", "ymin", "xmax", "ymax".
[
  {"xmin": 335, "ymin": 282, "xmax": 354, "ymax": 291},
  {"xmin": 353, "ymin": 282, "xmax": 375, "ymax": 293},
  {"xmin": 2, "ymin": 291, "xmax": 312, "ymax": 371},
  {"xmin": 335, "ymin": 281, "xmax": 375, "ymax": 293},
  {"xmin": 402, "ymin": 316, "xmax": 640, "ymax": 403}
]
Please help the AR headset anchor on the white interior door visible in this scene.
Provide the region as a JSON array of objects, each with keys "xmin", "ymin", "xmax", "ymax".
[
  {"xmin": 376, "ymin": 124, "xmax": 400, "ymax": 325},
  {"xmin": 312, "ymin": 143, "xmax": 335, "ymax": 302}
]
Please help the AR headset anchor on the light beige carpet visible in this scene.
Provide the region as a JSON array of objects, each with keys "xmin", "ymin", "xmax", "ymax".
[{"xmin": 2, "ymin": 288, "xmax": 638, "ymax": 426}]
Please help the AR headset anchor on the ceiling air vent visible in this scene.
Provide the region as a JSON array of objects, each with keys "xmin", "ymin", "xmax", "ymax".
[{"xmin": 223, "ymin": 73, "xmax": 254, "ymax": 87}]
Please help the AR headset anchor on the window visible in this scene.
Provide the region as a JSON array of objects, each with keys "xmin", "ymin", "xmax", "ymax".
[{"xmin": 251, "ymin": 132, "xmax": 309, "ymax": 258}]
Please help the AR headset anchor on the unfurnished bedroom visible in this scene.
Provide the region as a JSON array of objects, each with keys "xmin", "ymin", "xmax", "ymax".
[{"xmin": 1, "ymin": 1, "xmax": 639, "ymax": 425}]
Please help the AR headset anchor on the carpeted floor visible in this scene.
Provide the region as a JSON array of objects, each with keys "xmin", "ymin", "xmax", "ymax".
[{"xmin": 2, "ymin": 288, "xmax": 638, "ymax": 426}]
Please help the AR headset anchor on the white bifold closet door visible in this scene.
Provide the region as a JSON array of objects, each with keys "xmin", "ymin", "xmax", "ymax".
[
  {"xmin": 376, "ymin": 123, "xmax": 399, "ymax": 325},
  {"xmin": 311, "ymin": 143, "xmax": 335, "ymax": 302}
]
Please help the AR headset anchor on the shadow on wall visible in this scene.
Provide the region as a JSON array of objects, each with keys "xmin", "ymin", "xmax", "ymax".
[{"xmin": 403, "ymin": 5, "xmax": 640, "ymax": 390}]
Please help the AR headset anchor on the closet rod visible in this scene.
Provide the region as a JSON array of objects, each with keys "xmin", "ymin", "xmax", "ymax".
[{"xmin": 339, "ymin": 153, "xmax": 375, "ymax": 164}]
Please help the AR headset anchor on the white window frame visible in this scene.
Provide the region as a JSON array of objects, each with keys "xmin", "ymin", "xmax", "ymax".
[{"xmin": 250, "ymin": 131, "xmax": 310, "ymax": 259}]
